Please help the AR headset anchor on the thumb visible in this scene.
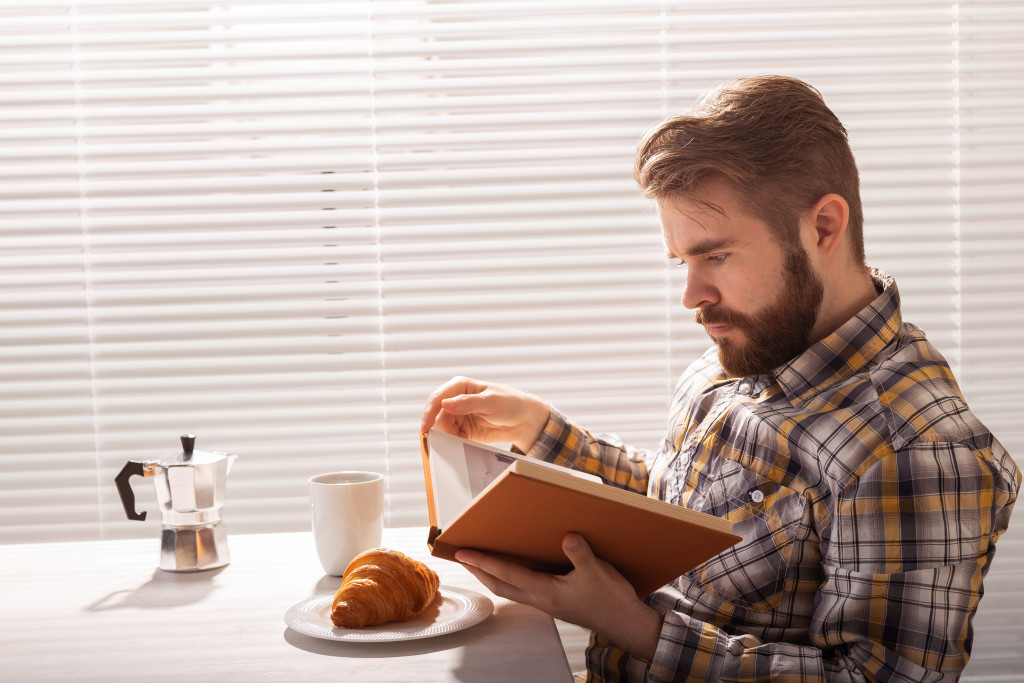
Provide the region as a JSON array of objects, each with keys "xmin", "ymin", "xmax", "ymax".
[
  {"xmin": 562, "ymin": 532, "xmax": 595, "ymax": 568},
  {"xmin": 441, "ymin": 393, "xmax": 492, "ymax": 416}
]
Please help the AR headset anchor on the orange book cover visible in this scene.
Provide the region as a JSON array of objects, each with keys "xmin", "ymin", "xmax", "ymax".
[{"xmin": 420, "ymin": 430, "xmax": 741, "ymax": 597}]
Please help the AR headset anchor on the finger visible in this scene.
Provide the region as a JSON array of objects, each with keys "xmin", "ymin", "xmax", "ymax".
[
  {"xmin": 455, "ymin": 548, "xmax": 497, "ymax": 571},
  {"xmin": 432, "ymin": 409, "xmax": 455, "ymax": 433},
  {"xmin": 440, "ymin": 392, "xmax": 497, "ymax": 418},
  {"xmin": 420, "ymin": 387, "xmax": 453, "ymax": 434},
  {"xmin": 457, "ymin": 554, "xmax": 547, "ymax": 608},
  {"xmin": 420, "ymin": 376, "xmax": 477, "ymax": 433},
  {"xmin": 433, "ymin": 410, "xmax": 469, "ymax": 440},
  {"xmin": 559, "ymin": 533, "xmax": 639, "ymax": 602},
  {"xmin": 420, "ymin": 401, "xmax": 440, "ymax": 435},
  {"xmin": 458, "ymin": 562, "xmax": 532, "ymax": 604},
  {"xmin": 456, "ymin": 549, "xmax": 548, "ymax": 596},
  {"xmin": 562, "ymin": 532, "xmax": 595, "ymax": 569}
]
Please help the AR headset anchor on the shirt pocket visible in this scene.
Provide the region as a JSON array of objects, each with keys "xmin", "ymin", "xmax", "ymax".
[{"xmin": 687, "ymin": 461, "xmax": 807, "ymax": 612}]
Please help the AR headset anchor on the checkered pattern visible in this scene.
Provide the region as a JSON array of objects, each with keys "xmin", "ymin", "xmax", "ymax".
[{"xmin": 529, "ymin": 270, "xmax": 1020, "ymax": 682}]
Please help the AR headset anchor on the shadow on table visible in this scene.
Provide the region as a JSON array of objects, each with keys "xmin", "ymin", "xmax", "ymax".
[
  {"xmin": 315, "ymin": 574, "xmax": 343, "ymax": 593},
  {"xmin": 450, "ymin": 602, "xmax": 574, "ymax": 682},
  {"xmin": 85, "ymin": 566, "xmax": 227, "ymax": 611}
]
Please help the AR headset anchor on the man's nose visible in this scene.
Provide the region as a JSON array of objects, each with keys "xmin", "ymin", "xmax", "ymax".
[{"xmin": 681, "ymin": 268, "xmax": 716, "ymax": 310}]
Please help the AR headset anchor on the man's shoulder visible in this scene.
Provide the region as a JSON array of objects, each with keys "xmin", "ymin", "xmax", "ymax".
[
  {"xmin": 774, "ymin": 321, "xmax": 1010, "ymax": 487},
  {"xmin": 865, "ymin": 321, "xmax": 977, "ymax": 445},
  {"xmin": 832, "ymin": 320, "xmax": 1016, "ymax": 483}
]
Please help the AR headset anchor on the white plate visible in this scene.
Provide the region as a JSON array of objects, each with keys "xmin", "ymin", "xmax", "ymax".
[{"xmin": 284, "ymin": 585, "xmax": 493, "ymax": 642}]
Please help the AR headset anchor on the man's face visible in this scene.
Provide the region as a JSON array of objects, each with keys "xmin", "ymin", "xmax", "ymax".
[{"xmin": 658, "ymin": 178, "xmax": 824, "ymax": 377}]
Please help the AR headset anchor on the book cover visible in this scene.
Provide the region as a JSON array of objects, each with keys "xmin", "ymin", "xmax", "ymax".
[{"xmin": 420, "ymin": 429, "xmax": 742, "ymax": 597}]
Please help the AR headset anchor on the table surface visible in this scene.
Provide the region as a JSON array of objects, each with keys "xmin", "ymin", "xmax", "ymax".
[
  {"xmin": 0, "ymin": 527, "xmax": 573, "ymax": 683},
  {"xmin": 6, "ymin": 524, "xmax": 1019, "ymax": 682}
]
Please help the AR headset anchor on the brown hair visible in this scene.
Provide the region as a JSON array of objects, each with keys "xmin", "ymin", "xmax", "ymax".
[{"xmin": 634, "ymin": 75, "xmax": 865, "ymax": 265}]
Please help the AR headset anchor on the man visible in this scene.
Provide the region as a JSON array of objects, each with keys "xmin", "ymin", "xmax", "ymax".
[{"xmin": 420, "ymin": 76, "xmax": 1020, "ymax": 682}]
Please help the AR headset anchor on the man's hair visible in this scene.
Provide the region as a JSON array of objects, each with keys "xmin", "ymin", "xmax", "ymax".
[{"xmin": 634, "ymin": 75, "xmax": 865, "ymax": 265}]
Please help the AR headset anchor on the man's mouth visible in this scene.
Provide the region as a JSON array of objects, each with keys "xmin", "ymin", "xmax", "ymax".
[{"xmin": 704, "ymin": 324, "xmax": 734, "ymax": 337}]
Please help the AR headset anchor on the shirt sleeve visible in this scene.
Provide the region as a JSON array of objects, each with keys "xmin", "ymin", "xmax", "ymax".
[
  {"xmin": 643, "ymin": 440, "xmax": 1018, "ymax": 683},
  {"xmin": 524, "ymin": 408, "xmax": 654, "ymax": 495}
]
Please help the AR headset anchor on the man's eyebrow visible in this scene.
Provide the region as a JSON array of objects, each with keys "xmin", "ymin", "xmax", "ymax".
[{"xmin": 665, "ymin": 237, "xmax": 736, "ymax": 261}]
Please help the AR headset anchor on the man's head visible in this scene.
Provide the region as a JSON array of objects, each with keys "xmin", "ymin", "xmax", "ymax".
[
  {"xmin": 657, "ymin": 178, "xmax": 826, "ymax": 377},
  {"xmin": 634, "ymin": 75, "xmax": 865, "ymax": 266},
  {"xmin": 638, "ymin": 76, "xmax": 870, "ymax": 377}
]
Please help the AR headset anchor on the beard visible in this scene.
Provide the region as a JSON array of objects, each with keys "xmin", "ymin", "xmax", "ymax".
[{"xmin": 695, "ymin": 247, "xmax": 824, "ymax": 378}]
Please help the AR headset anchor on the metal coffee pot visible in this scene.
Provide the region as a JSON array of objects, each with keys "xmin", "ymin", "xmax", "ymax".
[{"xmin": 115, "ymin": 434, "xmax": 238, "ymax": 572}]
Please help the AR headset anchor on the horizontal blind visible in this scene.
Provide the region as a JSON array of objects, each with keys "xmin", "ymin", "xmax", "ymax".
[
  {"xmin": 371, "ymin": 0, "xmax": 673, "ymax": 524},
  {"xmin": 1, "ymin": 0, "xmax": 1021, "ymax": 544},
  {"xmin": 0, "ymin": 1, "xmax": 387, "ymax": 541},
  {"xmin": 958, "ymin": 1, "xmax": 1024, "ymax": 445}
]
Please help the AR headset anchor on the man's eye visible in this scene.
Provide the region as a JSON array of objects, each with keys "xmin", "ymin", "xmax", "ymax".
[{"xmin": 707, "ymin": 254, "xmax": 727, "ymax": 264}]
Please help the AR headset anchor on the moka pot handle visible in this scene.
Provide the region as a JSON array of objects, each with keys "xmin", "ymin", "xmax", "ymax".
[{"xmin": 114, "ymin": 461, "xmax": 147, "ymax": 521}]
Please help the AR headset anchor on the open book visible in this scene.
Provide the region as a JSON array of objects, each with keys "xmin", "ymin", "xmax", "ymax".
[{"xmin": 420, "ymin": 429, "xmax": 742, "ymax": 597}]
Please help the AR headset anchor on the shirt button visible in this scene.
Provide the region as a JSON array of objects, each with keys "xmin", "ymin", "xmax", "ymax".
[{"xmin": 750, "ymin": 490, "xmax": 765, "ymax": 503}]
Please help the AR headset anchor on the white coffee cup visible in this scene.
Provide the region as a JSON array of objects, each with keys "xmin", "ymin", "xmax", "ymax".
[{"xmin": 309, "ymin": 471, "xmax": 384, "ymax": 576}]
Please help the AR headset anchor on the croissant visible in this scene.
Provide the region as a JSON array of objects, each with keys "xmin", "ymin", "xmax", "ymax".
[{"xmin": 330, "ymin": 548, "xmax": 441, "ymax": 628}]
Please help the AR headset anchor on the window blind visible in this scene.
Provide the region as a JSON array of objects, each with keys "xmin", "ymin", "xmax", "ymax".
[
  {"xmin": 1, "ymin": 0, "xmax": 1021, "ymax": 545},
  {"xmin": 958, "ymin": 2, "xmax": 1024, "ymax": 434}
]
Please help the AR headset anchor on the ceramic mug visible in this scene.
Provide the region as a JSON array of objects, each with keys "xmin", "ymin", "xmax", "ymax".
[{"xmin": 309, "ymin": 471, "xmax": 384, "ymax": 576}]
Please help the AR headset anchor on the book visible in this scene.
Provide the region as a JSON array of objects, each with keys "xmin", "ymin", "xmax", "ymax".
[{"xmin": 420, "ymin": 429, "xmax": 742, "ymax": 597}]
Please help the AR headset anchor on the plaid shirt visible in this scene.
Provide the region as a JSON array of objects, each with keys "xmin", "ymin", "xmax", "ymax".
[{"xmin": 529, "ymin": 270, "xmax": 1020, "ymax": 683}]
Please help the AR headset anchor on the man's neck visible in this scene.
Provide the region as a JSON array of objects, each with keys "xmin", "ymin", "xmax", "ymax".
[{"xmin": 810, "ymin": 266, "xmax": 879, "ymax": 344}]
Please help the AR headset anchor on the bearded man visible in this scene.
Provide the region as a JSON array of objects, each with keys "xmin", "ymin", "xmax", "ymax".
[{"xmin": 420, "ymin": 75, "xmax": 1020, "ymax": 683}]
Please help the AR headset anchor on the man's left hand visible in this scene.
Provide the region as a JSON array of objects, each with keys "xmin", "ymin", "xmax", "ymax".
[{"xmin": 455, "ymin": 533, "xmax": 664, "ymax": 660}]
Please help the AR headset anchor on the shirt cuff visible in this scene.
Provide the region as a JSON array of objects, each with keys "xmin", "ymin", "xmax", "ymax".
[
  {"xmin": 523, "ymin": 407, "xmax": 582, "ymax": 468},
  {"xmin": 646, "ymin": 609, "xmax": 726, "ymax": 683}
]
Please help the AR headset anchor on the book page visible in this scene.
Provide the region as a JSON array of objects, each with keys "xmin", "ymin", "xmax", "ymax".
[
  {"xmin": 462, "ymin": 442, "xmax": 518, "ymax": 497},
  {"xmin": 426, "ymin": 430, "xmax": 480, "ymax": 528},
  {"xmin": 426, "ymin": 429, "xmax": 599, "ymax": 528}
]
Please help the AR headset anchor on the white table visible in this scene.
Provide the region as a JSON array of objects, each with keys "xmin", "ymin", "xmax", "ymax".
[{"xmin": 0, "ymin": 527, "xmax": 574, "ymax": 683}]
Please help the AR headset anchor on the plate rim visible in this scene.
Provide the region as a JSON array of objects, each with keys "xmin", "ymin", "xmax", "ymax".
[{"xmin": 284, "ymin": 584, "xmax": 493, "ymax": 642}]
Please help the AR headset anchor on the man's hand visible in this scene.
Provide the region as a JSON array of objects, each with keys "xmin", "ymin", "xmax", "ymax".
[
  {"xmin": 420, "ymin": 376, "xmax": 550, "ymax": 452},
  {"xmin": 455, "ymin": 533, "xmax": 664, "ymax": 661}
]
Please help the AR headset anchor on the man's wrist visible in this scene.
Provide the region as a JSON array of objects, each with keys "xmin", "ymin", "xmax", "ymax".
[
  {"xmin": 512, "ymin": 398, "xmax": 550, "ymax": 452},
  {"xmin": 598, "ymin": 600, "xmax": 663, "ymax": 661}
]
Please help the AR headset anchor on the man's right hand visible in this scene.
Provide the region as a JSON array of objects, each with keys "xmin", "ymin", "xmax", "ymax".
[{"xmin": 419, "ymin": 376, "xmax": 550, "ymax": 452}]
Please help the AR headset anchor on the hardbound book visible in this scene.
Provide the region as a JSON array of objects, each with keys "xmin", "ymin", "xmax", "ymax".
[{"xmin": 420, "ymin": 429, "xmax": 742, "ymax": 597}]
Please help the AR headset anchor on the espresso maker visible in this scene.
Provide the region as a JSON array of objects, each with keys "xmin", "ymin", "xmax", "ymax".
[{"xmin": 115, "ymin": 434, "xmax": 238, "ymax": 572}]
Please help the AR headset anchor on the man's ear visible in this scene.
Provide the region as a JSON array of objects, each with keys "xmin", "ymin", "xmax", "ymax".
[{"xmin": 806, "ymin": 193, "xmax": 850, "ymax": 260}]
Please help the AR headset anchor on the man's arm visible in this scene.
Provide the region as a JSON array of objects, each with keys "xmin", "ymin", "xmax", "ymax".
[
  {"xmin": 421, "ymin": 377, "xmax": 658, "ymax": 494},
  {"xmin": 459, "ymin": 441, "xmax": 1016, "ymax": 682},
  {"xmin": 648, "ymin": 442, "xmax": 1013, "ymax": 682},
  {"xmin": 524, "ymin": 409, "xmax": 654, "ymax": 493}
]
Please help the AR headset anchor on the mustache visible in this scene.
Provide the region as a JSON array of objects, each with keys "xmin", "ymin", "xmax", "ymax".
[{"xmin": 694, "ymin": 307, "xmax": 750, "ymax": 328}]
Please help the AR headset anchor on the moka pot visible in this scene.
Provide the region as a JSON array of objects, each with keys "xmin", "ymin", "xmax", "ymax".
[{"xmin": 115, "ymin": 434, "xmax": 237, "ymax": 572}]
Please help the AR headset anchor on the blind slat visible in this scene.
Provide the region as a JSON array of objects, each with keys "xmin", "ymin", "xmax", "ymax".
[{"xmin": 1, "ymin": 0, "xmax": 1020, "ymax": 547}]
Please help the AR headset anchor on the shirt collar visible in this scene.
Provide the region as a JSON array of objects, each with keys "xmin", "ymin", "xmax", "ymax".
[{"xmin": 773, "ymin": 268, "xmax": 902, "ymax": 404}]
